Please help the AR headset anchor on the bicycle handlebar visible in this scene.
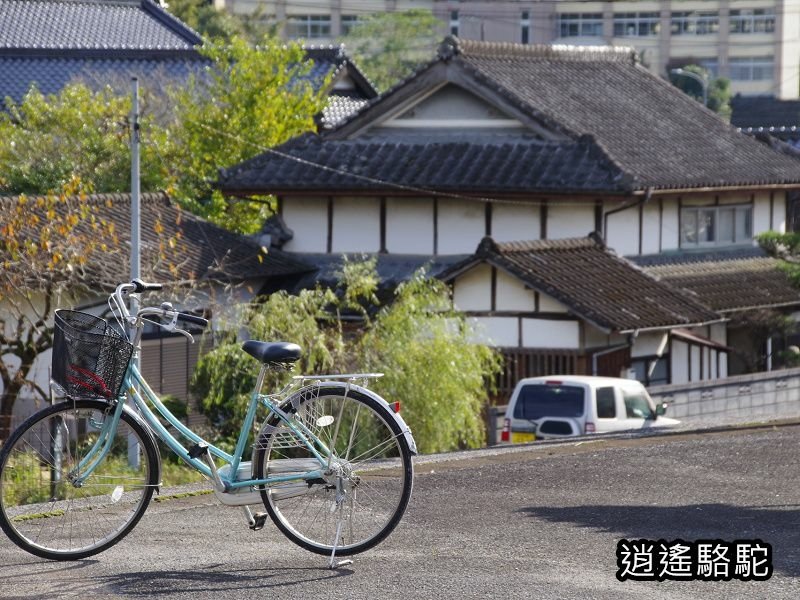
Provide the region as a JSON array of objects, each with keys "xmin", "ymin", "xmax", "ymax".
[
  {"xmin": 112, "ymin": 280, "xmax": 208, "ymax": 339},
  {"xmin": 131, "ymin": 278, "xmax": 163, "ymax": 293}
]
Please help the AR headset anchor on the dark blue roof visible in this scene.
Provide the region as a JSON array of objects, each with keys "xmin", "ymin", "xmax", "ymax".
[
  {"xmin": 0, "ymin": 0, "xmax": 201, "ymax": 51},
  {"xmin": 1, "ymin": 56, "xmax": 203, "ymax": 103},
  {"xmin": 0, "ymin": 0, "xmax": 204, "ymax": 105},
  {"xmin": 218, "ymin": 132, "xmax": 630, "ymax": 195}
]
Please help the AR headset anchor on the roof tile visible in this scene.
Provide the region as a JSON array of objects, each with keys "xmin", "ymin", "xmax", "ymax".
[{"xmin": 441, "ymin": 235, "xmax": 721, "ymax": 332}]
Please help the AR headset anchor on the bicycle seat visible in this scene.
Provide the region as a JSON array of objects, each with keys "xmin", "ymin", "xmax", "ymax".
[{"xmin": 242, "ymin": 340, "xmax": 302, "ymax": 364}]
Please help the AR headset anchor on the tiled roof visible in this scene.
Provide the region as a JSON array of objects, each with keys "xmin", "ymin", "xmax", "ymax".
[
  {"xmin": 303, "ymin": 45, "xmax": 377, "ymax": 129},
  {"xmin": 241, "ymin": 37, "xmax": 800, "ymax": 196},
  {"xmin": 271, "ymin": 253, "xmax": 468, "ymax": 301},
  {"xmin": 0, "ymin": 0, "xmax": 204, "ymax": 106},
  {"xmin": 322, "ymin": 93, "xmax": 370, "ymax": 128},
  {"xmin": 730, "ymin": 95, "xmax": 800, "ymax": 142},
  {"xmin": 0, "ymin": 56, "xmax": 202, "ymax": 104},
  {"xmin": 218, "ymin": 132, "xmax": 629, "ymax": 195},
  {"xmin": 0, "ymin": 0, "xmax": 201, "ymax": 52},
  {"xmin": 443, "ymin": 38, "xmax": 800, "ymax": 191},
  {"xmin": 731, "ymin": 96, "xmax": 800, "ymax": 129},
  {"xmin": 637, "ymin": 249, "xmax": 800, "ymax": 313},
  {"xmin": 440, "ymin": 236, "xmax": 721, "ymax": 333},
  {"xmin": 0, "ymin": 192, "xmax": 314, "ymax": 289}
]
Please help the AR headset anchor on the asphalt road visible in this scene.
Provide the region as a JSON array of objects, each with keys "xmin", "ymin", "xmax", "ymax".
[{"xmin": 2, "ymin": 424, "xmax": 800, "ymax": 599}]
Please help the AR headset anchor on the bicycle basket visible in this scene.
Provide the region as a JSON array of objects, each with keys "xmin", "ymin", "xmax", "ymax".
[{"xmin": 51, "ymin": 310, "xmax": 134, "ymax": 401}]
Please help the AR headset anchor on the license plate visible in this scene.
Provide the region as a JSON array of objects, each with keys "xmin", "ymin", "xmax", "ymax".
[{"xmin": 511, "ymin": 431, "xmax": 535, "ymax": 444}]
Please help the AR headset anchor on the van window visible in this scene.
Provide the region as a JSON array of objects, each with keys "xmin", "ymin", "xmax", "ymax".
[
  {"xmin": 623, "ymin": 389, "xmax": 655, "ymax": 420},
  {"xmin": 513, "ymin": 384, "xmax": 585, "ymax": 419},
  {"xmin": 596, "ymin": 387, "xmax": 616, "ymax": 418}
]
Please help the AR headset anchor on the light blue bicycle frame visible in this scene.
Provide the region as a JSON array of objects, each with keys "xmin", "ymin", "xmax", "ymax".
[{"xmin": 72, "ymin": 361, "xmax": 331, "ymax": 491}]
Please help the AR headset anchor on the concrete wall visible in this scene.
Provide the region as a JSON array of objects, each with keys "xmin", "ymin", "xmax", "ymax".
[
  {"xmin": 487, "ymin": 367, "xmax": 800, "ymax": 445},
  {"xmin": 648, "ymin": 367, "xmax": 800, "ymax": 424}
]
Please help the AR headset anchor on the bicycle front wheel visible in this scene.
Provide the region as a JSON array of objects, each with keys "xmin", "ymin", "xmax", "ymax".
[
  {"xmin": 0, "ymin": 399, "xmax": 159, "ymax": 560},
  {"xmin": 254, "ymin": 386, "xmax": 413, "ymax": 556}
]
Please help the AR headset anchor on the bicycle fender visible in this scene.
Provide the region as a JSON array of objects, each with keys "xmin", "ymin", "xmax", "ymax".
[
  {"xmin": 120, "ymin": 403, "xmax": 163, "ymax": 489},
  {"xmin": 306, "ymin": 382, "xmax": 418, "ymax": 455}
]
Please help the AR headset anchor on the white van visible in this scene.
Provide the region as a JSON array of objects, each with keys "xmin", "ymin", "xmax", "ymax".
[{"xmin": 501, "ymin": 375, "xmax": 679, "ymax": 443}]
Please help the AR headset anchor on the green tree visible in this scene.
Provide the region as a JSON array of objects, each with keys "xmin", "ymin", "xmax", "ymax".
[
  {"xmin": 360, "ymin": 273, "xmax": 501, "ymax": 453},
  {"xmin": 339, "ymin": 9, "xmax": 444, "ymax": 92},
  {"xmin": 0, "ymin": 84, "xmax": 172, "ymax": 196},
  {"xmin": 168, "ymin": 35, "xmax": 328, "ymax": 233},
  {"xmin": 191, "ymin": 262, "xmax": 501, "ymax": 454},
  {"xmin": 164, "ymin": 0, "xmax": 270, "ymax": 43},
  {"xmin": 0, "ymin": 179, "xmax": 118, "ymax": 439},
  {"xmin": 669, "ymin": 64, "xmax": 731, "ymax": 118},
  {"xmin": 0, "ymin": 36, "xmax": 328, "ymax": 234}
]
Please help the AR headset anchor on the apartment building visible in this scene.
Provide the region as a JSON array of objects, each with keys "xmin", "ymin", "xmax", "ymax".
[
  {"xmin": 220, "ymin": 1, "xmax": 800, "ymax": 99},
  {"xmin": 221, "ymin": 0, "xmax": 431, "ymax": 39},
  {"xmin": 432, "ymin": 0, "xmax": 800, "ymax": 98}
]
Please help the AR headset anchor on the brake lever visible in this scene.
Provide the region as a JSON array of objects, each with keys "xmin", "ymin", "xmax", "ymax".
[
  {"xmin": 174, "ymin": 328, "xmax": 195, "ymax": 343},
  {"xmin": 160, "ymin": 304, "xmax": 194, "ymax": 343}
]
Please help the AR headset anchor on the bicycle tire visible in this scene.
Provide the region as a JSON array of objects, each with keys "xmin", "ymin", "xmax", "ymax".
[
  {"xmin": 253, "ymin": 386, "xmax": 413, "ymax": 556},
  {"xmin": 0, "ymin": 399, "xmax": 159, "ymax": 560}
]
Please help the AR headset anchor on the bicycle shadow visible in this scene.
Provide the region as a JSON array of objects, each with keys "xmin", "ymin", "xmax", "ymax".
[
  {"xmin": 520, "ymin": 502, "xmax": 800, "ymax": 577},
  {"xmin": 100, "ymin": 565, "xmax": 353, "ymax": 596}
]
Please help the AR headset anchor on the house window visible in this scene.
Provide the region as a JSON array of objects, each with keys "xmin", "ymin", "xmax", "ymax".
[
  {"xmin": 340, "ymin": 15, "xmax": 360, "ymax": 36},
  {"xmin": 671, "ymin": 11, "xmax": 719, "ymax": 35},
  {"xmin": 613, "ymin": 12, "xmax": 659, "ymax": 37},
  {"xmin": 286, "ymin": 15, "xmax": 331, "ymax": 39},
  {"xmin": 680, "ymin": 205, "xmax": 753, "ymax": 247},
  {"xmin": 450, "ymin": 10, "xmax": 459, "ymax": 36},
  {"xmin": 521, "ymin": 11, "xmax": 530, "ymax": 44},
  {"xmin": 558, "ymin": 13, "xmax": 604, "ymax": 38},
  {"xmin": 730, "ymin": 9, "xmax": 775, "ymax": 34},
  {"xmin": 729, "ymin": 57, "xmax": 774, "ymax": 81},
  {"xmin": 630, "ymin": 356, "xmax": 669, "ymax": 386}
]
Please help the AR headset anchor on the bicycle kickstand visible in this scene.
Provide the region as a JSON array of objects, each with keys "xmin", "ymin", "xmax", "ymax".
[{"xmin": 328, "ymin": 483, "xmax": 353, "ymax": 570}]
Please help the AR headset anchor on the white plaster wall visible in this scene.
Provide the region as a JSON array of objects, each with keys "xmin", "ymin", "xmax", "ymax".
[
  {"xmin": 539, "ymin": 292, "xmax": 568, "ymax": 313},
  {"xmin": 772, "ymin": 192, "xmax": 786, "ymax": 232},
  {"xmin": 671, "ymin": 340, "xmax": 689, "ymax": 384},
  {"xmin": 605, "ymin": 204, "xmax": 639, "ymax": 257},
  {"xmin": 641, "ymin": 201, "xmax": 661, "ymax": 255},
  {"xmin": 438, "ymin": 198, "xmax": 485, "ymax": 254},
  {"xmin": 690, "ymin": 345, "xmax": 701, "ymax": 381},
  {"xmin": 453, "ymin": 264, "xmax": 492, "ymax": 311},
  {"xmin": 495, "ymin": 269, "xmax": 536, "ymax": 311},
  {"xmin": 631, "ymin": 332, "xmax": 670, "ymax": 358},
  {"xmin": 710, "ymin": 322, "xmax": 728, "ymax": 345},
  {"xmin": 548, "ymin": 203, "xmax": 595, "ymax": 240},
  {"xmin": 332, "ymin": 197, "xmax": 381, "ymax": 252},
  {"xmin": 281, "ymin": 196, "xmax": 328, "ymax": 253},
  {"xmin": 584, "ymin": 324, "xmax": 611, "ymax": 348},
  {"xmin": 521, "ymin": 318, "xmax": 580, "ymax": 348},
  {"xmin": 386, "ymin": 197, "xmax": 434, "ymax": 254},
  {"xmin": 753, "ymin": 192, "xmax": 772, "ymax": 236},
  {"xmin": 660, "ymin": 200, "xmax": 680, "ymax": 251},
  {"xmin": 492, "ymin": 203, "xmax": 540, "ymax": 243},
  {"xmin": 467, "ymin": 316, "xmax": 519, "ymax": 347}
]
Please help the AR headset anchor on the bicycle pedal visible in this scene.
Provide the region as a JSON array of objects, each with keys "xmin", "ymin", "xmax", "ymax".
[{"xmin": 249, "ymin": 512, "xmax": 268, "ymax": 531}]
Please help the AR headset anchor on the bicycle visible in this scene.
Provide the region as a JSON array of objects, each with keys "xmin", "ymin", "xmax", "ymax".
[{"xmin": 0, "ymin": 279, "xmax": 416, "ymax": 567}]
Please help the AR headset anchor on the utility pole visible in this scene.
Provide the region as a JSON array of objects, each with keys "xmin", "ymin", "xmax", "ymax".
[{"xmin": 129, "ymin": 77, "xmax": 141, "ymax": 468}]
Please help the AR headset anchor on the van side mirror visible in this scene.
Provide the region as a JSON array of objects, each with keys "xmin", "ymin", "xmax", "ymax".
[{"xmin": 655, "ymin": 402, "xmax": 668, "ymax": 417}]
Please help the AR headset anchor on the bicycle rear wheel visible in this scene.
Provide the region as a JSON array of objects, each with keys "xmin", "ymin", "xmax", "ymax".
[
  {"xmin": 253, "ymin": 386, "xmax": 413, "ymax": 556},
  {"xmin": 0, "ymin": 399, "xmax": 159, "ymax": 560}
]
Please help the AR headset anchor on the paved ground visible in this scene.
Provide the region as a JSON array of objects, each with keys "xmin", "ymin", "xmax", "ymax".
[{"xmin": 2, "ymin": 420, "xmax": 800, "ymax": 599}]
